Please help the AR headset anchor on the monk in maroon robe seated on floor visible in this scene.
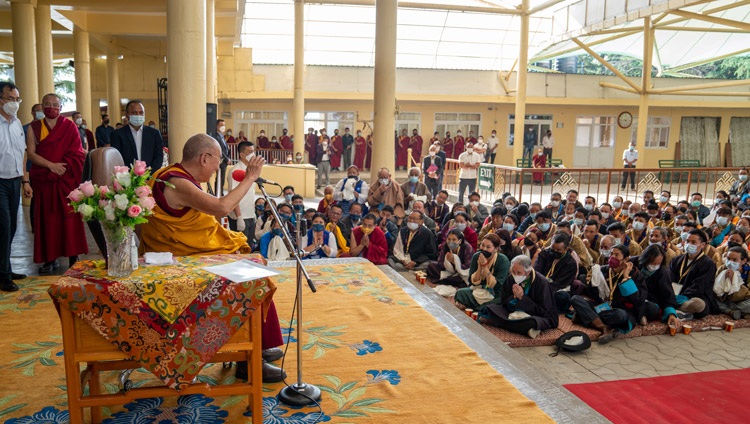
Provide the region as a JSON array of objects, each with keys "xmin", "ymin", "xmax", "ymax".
[{"xmin": 26, "ymin": 93, "xmax": 88, "ymax": 274}]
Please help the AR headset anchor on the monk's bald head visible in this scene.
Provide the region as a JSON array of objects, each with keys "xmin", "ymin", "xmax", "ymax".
[{"xmin": 183, "ymin": 133, "xmax": 220, "ymax": 162}]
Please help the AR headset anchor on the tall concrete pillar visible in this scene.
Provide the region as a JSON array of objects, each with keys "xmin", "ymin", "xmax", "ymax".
[
  {"xmin": 512, "ymin": 0, "xmax": 530, "ymax": 163},
  {"xmin": 35, "ymin": 3, "xmax": 55, "ymax": 96},
  {"xmin": 635, "ymin": 17, "xmax": 653, "ymax": 156},
  {"xmin": 73, "ymin": 26, "xmax": 92, "ymax": 123},
  {"xmin": 167, "ymin": 0, "xmax": 206, "ymax": 163},
  {"xmin": 107, "ymin": 53, "xmax": 121, "ymax": 122},
  {"xmin": 292, "ymin": 0, "xmax": 305, "ymax": 159},
  {"xmin": 371, "ymin": 0, "xmax": 397, "ymax": 179},
  {"xmin": 10, "ymin": 0, "xmax": 38, "ymax": 123},
  {"xmin": 206, "ymin": 0, "xmax": 216, "ymax": 103}
]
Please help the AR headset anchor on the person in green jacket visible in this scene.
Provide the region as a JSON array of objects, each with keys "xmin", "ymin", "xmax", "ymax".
[{"xmin": 454, "ymin": 233, "xmax": 510, "ymax": 315}]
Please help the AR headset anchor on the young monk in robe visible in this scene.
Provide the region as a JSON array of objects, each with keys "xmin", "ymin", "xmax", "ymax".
[{"xmin": 141, "ymin": 133, "xmax": 286, "ymax": 383}]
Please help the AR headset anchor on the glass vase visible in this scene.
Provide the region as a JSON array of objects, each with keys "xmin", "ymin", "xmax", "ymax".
[{"xmin": 101, "ymin": 223, "xmax": 134, "ymax": 278}]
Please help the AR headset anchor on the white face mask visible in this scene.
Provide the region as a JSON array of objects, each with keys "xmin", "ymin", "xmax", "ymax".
[
  {"xmin": 455, "ymin": 222, "xmax": 467, "ymax": 231},
  {"xmin": 34, "ymin": 110, "xmax": 45, "ymax": 120},
  {"xmin": 2, "ymin": 101, "xmax": 19, "ymax": 117},
  {"xmin": 429, "ymin": 151, "xmax": 436, "ymax": 157},
  {"xmin": 467, "ymin": 149, "xmax": 474, "ymax": 154},
  {"xmin": 407, "ymin": 222, "xmax": 419, "ymax": 231},
  {"xmin": 129, "ymin": 115, "xmax": 145, "ymax": 127},
  {"xmin": 470, "ymin": 201, "xmax": 479, "ymax": 207},
  {"xmin": 322, "ymin": 143, "xmax": 328, "ymax": 149},
  {"xmin": 646, "ymin": 264, "xmax": 660, "ymax": 272},
  {"xmin": 601, "ymin": 212, "xmax": 610, "ymax": 219},
  {"xmin": 512, "ymin": 274, "xmax": 526, "ymax": 284},
  {"xmin": 379, "ymin": 178, "xmax": 390, "ymax": 186},
  {"xmin": 75, "ymin": 117, "xmax": 83, "ymax": 125}
]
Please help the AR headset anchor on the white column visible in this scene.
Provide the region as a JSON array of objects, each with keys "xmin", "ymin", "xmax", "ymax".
[
  {"xmin": 371, "ymin": 0, "xmax": 397, "ymax": 178},
  {"xmin": 292, "ymin": 0, "xmax": 305, "ymax": 159},
  {"xmin": 167, "ymin": 0, "xmax": 207, "ymax": 162},
  {"xmin": 512, "ymin": 0, "xmax": 529, "ymax": 162},
  {"xmin": 107, "ymin": 53, "xmax": 121, "ymax": 122},
  {"xmin": 10, "ymin": 0, "xmax": 38, "ymax": 123},
  {"xmin": 35, "ymin": 3, "xmax": 55, "ymax": 96},
  {"xmin": 206, "ymin": 0, "xmax": 217, "ymax": 103},
  {"xmin": 73, "ymin": 25, "xmax": 93, "ymax": 123}
]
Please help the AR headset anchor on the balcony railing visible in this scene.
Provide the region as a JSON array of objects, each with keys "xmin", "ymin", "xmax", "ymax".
[
  {"xmin": 443, "ymin": 159, "xmax": 742, "ymax": 206},
  {"xmin": 227, "ymin": 143, "xmax": 292, "ymax": 165}
]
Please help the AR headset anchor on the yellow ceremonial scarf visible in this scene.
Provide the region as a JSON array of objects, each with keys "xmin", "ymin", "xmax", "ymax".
[
  {"xmin": 140, "ymin": 164, "xmax": 250, "ymax": 256},
  {"xmin": 326, "ymin": 222, "xmax": 350, "ymax": 256}
]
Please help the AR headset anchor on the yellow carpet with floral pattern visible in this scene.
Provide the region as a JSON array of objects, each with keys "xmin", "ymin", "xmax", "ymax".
[{"xmin": 0, "ymin": 260, "xmax": 552, "ymax": 423}]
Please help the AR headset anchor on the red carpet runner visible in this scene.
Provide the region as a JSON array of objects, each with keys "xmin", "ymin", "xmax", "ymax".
[{"xmin": 564, "ymin": 368, "xmax": 750, "ymax": 423}]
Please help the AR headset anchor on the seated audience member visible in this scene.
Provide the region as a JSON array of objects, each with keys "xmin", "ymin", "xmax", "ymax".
[
  {"xmin": 301, "ymin": 213, "xmax": 338, "ymax": 259},
  {"xmin": 708, "ymin": 207, "xmax": 735, "ymax": 247},
  {"xmin": 317, "ymin": 185, "xmax": 336, "ymax": 213},
  {"xmin": 527, "ymin": 211, "xmax": 557, "ymax": 243},
  {"xmin": 669, "ymin": 229, "xmax": 719, "ymax": 318},
  {"xmin": 259, "ymin": 216, "xmax": 291, "ymax": 261},
  {"xmin": 583, "ymin": 196, "xmax": 598, "ymax": 214},
  {"xmin": 715, "ymin": 246, "xmax": 750, "ymax": 319},
  {"xmin": 582, "ymin": 220, "xmax": 602, "ymax": 265},
  {"xmin": 367, "ymin": 167, "xmax": 403, "ymax": 210},
  {"xmin": 717, "ymin": 230, "xmax": 746, "ymax": 258},
  {"xmin": 544, "ymin": 192, "xmax": 563, "ymax": 220},
  {"xmin": 409, "ymin": 200, "xmax": 437, "ymax": 233},
  {"xmin": 595, "ymin": 235, "xmax": 616, "ymax": 267},
  {"xmin": 427, "ymin": 190, "xmax": 450, "ymax": 230},
  {"xmin": 649, "ymin": 226, "xmax": 679, "ymax": 264},
  {"xmin": 377, "ymin": 205, "xmax": 400, "ymax": 249},
  {"xmin": 426, "ymin": 229, "xmax": 474, "ymax": 287},
  {"xmin": 570, "ymin": 207, "xmax": 588, "ymax": 236},
  {"xmin": 502, "ymin": 214, "xmax": 523, "ymax": 240},
  {"xmin": 303, "ymin": 208, "xmax": 316, "ymax": 229},
  {"xmin": 478, "ymin": 206, "xmax": 504, "ymax": 240},
  {"xmin": 291, "ymin": 194, "xmax": 306, "ymax": 216},
  {"xmin": 557, "ymin": 201, "xmax": 576, "ymax": 224},
  {"xmin": 439, "ymin": 211, "xmax": 478, "ymax": 250},
  {"xmin": 325, "ymin": 204, "xmax": 350, "ymax": 256},
  {"xmin": 275, "ymin": 203, "xmax": 298, "ymax": 243},
  {"xmin": 333, "ymin": 165, "xmax": 368, "ymax": 217},
  {"xmin": 598, "ymin": 203, "xmax": 615, "ymax": 232},
  {"xmin": 611, "ymin": 196, "xmax": 625, "ymax": 221},
  {"xmin": 534, "ymin": 233, "xmax": 579, "ymax": 313},
  {"xmin": 441, "ymin": 202, "xmax": 466, "ymax": 228},
  {"xmin": 637, "ymin": 244, "xmax": 679, "ymax": 327},
  {"xmin": 607, "ymin": 222, "xmax": 642, "ymax": 256},
  {"xmin": 466, "ymin": 191, "xmax": 490, "ymax": 230},
  {"xmin": 483, "ymin": 255, "xmax": 559, "ymax": 339},
  {"xmin": 689, "ymin": 192, "xmax": 711, "ymax": 224},
  {"xmin": 642, "ymin": 190, "xmax": 656, "ymax": 206},
  {"xmin": 645, "ymin": 202, "xmax": 661, "ymax": 227},
  {"xmin": 401, "ymin": 167, "xmax": 432, "ymax": 212},
  {"xmin": 454, "ymin": 233, "xmax": 510, "ymax": 314},
  {"xmin": 141, "ymin": 134, "xmax": 285, "ymax": 383},
  {"xmin": 621, "ymin": 202, "xmax": 640, "ymax": 228},
  {"xmin": 339, "ymin": 202, "xmax": 363, "ymax": 243},
  {"xmin": 518, "ymin": 203, "xmax": 542, "ymax": 234},
  {"xmin": 349, "ymin": 213, "xmax": 388, "ymax": 265},
  {"xmin": 282, "ymin": 185, "xmax": 295, "ymax": 203},
  {"xmin": 626, "ymin": 212, "xmax": 650, "ymax": 249},
  {"xmin": 656, "ymin": 204, "xmax": 677, "ymax": 230},
  {"xmin": 515, "ymin": 228, "xmax": 542, "ymax": 262},
  {"xmin": 545, "ymin": 222, "xmax": 591, "ymax": 272},
  {"xmin": 388, "ymin": 211, "xmax": 437, "ymax": 271},
  {"xmin": 571, "ymin": 244, "xmax": 646, "ymax": 344},
  {"xmin": 496, "ymin": 229, "xmax": 522, "ymax": 261},
  {"xmin": 657, "ymin": 190, "xmax": 672, "ymax": 210}
]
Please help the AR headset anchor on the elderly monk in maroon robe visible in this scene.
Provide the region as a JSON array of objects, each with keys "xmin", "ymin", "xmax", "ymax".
[
  {"xmin": 396, "ymin": 129, "xmax": 409, "ymax": 170},
  {"xmin": 26, "ymin": 93, "xmax": 88, "ymax": 273},
  {"xmin": 409, "ymin": 128, "xmax": 423, "ymax": 167},
  {"xmin": 279, "ymin": 128, "xmax": 292, "ymax": 150},
  {"xmin": 353, "ymin": 130, "xmax": 366, "ymax": 169}
]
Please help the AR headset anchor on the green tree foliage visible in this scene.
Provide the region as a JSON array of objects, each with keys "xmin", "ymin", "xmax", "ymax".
[{"xmin": 682, "ymin": 55, "xmax": 750, "ymax": 79}]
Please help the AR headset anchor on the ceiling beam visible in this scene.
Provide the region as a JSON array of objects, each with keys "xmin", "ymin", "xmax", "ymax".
[
  {"xmin": 528, "ymin": 0, "xmax": 567, "ymax": 15},
  {"xmin": 657, "ymin": 26, "xmax": 750, "ymax": 33},
  {"xmin": 669, "ymin": 9, "xmax": 750, "ymax": 32},
  {"xmin": 650, "ymin": 78, "xmax": 750, "ymax": 94},
  {"xmin": 666, "ymin": 47, "xmax": 750, "ymax": 73},
  {"xmin": 654, "ymin": 0, "xmax": 750, "ymax": 28},
  {"xmin": 573, "ymin": 37, "xmax": 641, "ymax": 93},
  {"xmin": 529, "ymin": 29, "xmax": 642, "ymax": 63},
  {"xmin": 304, "ymin": 0, "xmax": 522, "ymax": 14},
  {"xmin": 599, "ymin": 81, "xmax": 640, "ymax": 94}
]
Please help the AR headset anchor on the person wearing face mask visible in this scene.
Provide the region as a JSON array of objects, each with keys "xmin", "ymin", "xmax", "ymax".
[
  {"xmin": 253, "ymin": 198, "xmax": 269, "ymax": 238},
  {"xmin": 401, "ymin": 167, "xmax": 432, "ymax": 212},
  {"xmin": 636, "ymin": 244, "xmax": 680, "ymax": 327},
  {"xmin": 256, "ymin": 130, "xmax": 269, "ymax": 149},
  {"xmin": 349, "ymin": 213, "xmax": 388, "ymax": 265},
  {"xmin": 514, "ymin": 228, "xmax": 542, "ymax": 262},
  {"xmin": 341, "ymin": 127, "xmax": 354, "ymax": 170},
  {"xmin": 367, "ymin": 167, "xmax": 404, "ymax": 211},
  {"xmin": 329, "ymin": 129, "xmax": 343, "ymax": 172},
  {"xmin": 708, "ymin": 207, "xmax": 735, "ymax": 247},
  {"xmin": 528, "ymin": 211, "xmax": 557, "ymax": 243},
  {"xmin": 466, "ymin": 191, "xmax": 489, "ymax": 229},
  {"xmin": 388, "ymin": 211, "xmax": 437, "ymax": 271},
  {"xmin": 439, "ymin": 211, "xmax": 478, "ymax": 251},
  {"xmin": 290, "ymin": 194, "xmax": 306, "ymax": 217},
  {"xmin": 259, "ymin": 216, "xmax": 292, "ymax": 261},
  {"xmin": 427, "ymin": 190, "xmax": 450, "ymax": 231},
  {"xmin": 324, "ymin": 204, "xmax": 350, "ymax": 256},
  {"xmin": 281, "ymin": 185, "xmax": 295, "ymax": 205},
  {"xmin": 395, "ymin": 129, "xmax": 410, "ymax": 171},
  {"xmin": 314, "ymin": 136, "xmax": 333, "ymax": 189},
  {"xmin": 532, "ymin": 148, "xmax": 546, "ymax": 185},
  {"xmin": 533, "ymin": 233, "xmax": 579, "ymax": 313},
  {"xmin": 496, "ymin": 228, "xmax": 523, "ymax": 261},
  {"xmin": 611, "ymin": 196, "xmax": 625, "ymax": 221},
  {"xmin": 607, "ymin": 222, "xmax": 643, "ymax": 257},
  {"xmin": 301, "ymin": 213, "xmax": 338, "ymax": 259},
  {"xmin": 71, "ymin": 111, "xmax": 89, "ymax": 151},
  {"xmin": 714, "ymin": 246, "xmax": 750, "ymax": 320},
  {"xmin": 621, "ymin": 143, "xmax": 638, "ymax": 190},
  {"xmin": 332, "ymin": 165, "xmax": 369, "ymax": 218},
  {"xmin": 544, "ymin": 192, "xmax": 563, "ymax": 220},
  {"xmin": 407, "ymin": 200, "xmax": 437, "ymax": 233},
  {"xmin": 572, "ymin": 244, "xmax": 646, "ymax": 344},
  {"xmin": 626, "ymin": 212, "xmax": 651, "ymax": 250},
  {"xmin": 453, "ymin": 129, "xmax": 465, "ymax": 158},
  {"xmin": 595, "ymin": 235, "xmax": 616, "ymax": 266},
  {"xmin": 422, "ymin": 144, "xmax": 443, "ymax": 198},
  {"xmin": 110, "ymin": 100, "xmax": 165, "ymax": 175},
  {"xmin": 478, "ymin": 206, "xmax": 505, "ymax": 241},
  {"xmin": 669, "ymin": 229, "xmax": 719, "ymax": 319},
  {"xmin": 353, "ymin": 130, "xmax": 367, "ymax": 170},
  {"xmin": 730, "ymin": 168, "xmax": 750, "ymax": 201},
  {"xmin": 454, "ymin": 233, "xmax": 509, "ymax": 315},
  {"xmin": 225, "ymin": 141, "xmax": 257, "ymax": 243},
  {"xmin": 427, "ymin": 229, "xmax": 474, "ymax": 287},
  {"xmin": 338, "ymin": 201, "xmax": 365, "ymax": 246},
  {"xmin": 27, "ymin": 92, "xmax": 89, "ymax": 273},
  {"xmin": 483, "ymin": 255, "xmax": 558, "ymax": 339},
  {"xmin": 517, "ymin": 202, "xmax": 542, "ymax": 234},
  {"xmin": 408, "ymin": 128, "xmax": 424, "ymax": 168},
  {"xmin": 317, "ymin": 185, "xmax": 336, "ymax": 214},
  {"xmin": 648, "ymin": 226, "xmax": 679, "ymax": 264},
  {"xmin": 688, "ymin": 192, "xmax": 711, "ymax": 224},
  {"xmin": 457, "ymin": 143, "xmax": 482, "ymax": 204},
  {"xmin": 305, "ymin": 127, "xmax": 317, "ymax": 164},
  {"xmin": 278, "ymin": 128, "xmax": 292, "ymax": 150}
]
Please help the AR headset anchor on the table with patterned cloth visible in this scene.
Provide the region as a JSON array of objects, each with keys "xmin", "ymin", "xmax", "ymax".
[{"xmin": 48, "ymin": 254, "xmax": 275, "ymax": 391}]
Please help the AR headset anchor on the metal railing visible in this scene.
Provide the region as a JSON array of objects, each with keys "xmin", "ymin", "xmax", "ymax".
[
  {"xmin": 227, "ymin": 143, "xmax": 292, "ymax": 165},
  {"xmin": 443, "ymin": 158, "xmax": 742, "ymax": 206}
]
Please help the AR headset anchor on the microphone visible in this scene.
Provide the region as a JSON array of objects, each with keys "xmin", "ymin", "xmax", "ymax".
[{"xmin": 231, "ymin": 169, "xmax": 280, "ymax": 186}]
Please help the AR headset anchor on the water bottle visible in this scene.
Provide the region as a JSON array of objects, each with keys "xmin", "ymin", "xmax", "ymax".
[{"xmin": 131, "ymin": 237, "xmax": 139, "ymax": 270}]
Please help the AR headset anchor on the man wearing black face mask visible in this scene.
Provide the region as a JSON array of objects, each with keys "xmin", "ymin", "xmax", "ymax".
[
  {"xmin": 95, "ymin": 113, "xmax": 114, "ymax": 148},
  {"xmin": 533, "ymin": 233, "xmax": 579, "ymax": 313}
]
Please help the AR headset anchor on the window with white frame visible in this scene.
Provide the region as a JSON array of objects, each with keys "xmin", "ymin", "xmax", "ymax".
[
  {"xmin": 575, "ymin": 116, "xmax": 616, "ymax": 148},
  {"xmin": 395, "ymin": 112, "xmax": 421, "ymax": 135},
  {"xmin": 304, "ymin": 111, "xmax": 356, "ymax": 136},
  {"xmin": 630, "ymin": 117, "xmax": 671, "ymax": 148},
  {"xmin": 234, "ymin": 111, "xmax": 288, "ymax": 141},
  {"xmin": 434, "ymin": 112, "xmax": 481, "ymax": 140},
  {"xmin": 508, "ymin": 114, "xmax": 553, "ymax": 147}
]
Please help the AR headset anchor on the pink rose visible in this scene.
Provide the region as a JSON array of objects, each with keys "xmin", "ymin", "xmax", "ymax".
[
  {"xmin": 99, "ymin": 199, "xmax": 109, "ymax": 208},
  {"xmin": 127, "ymin": 204, "xmax": 143, "ymax": 218},
  {"xmin": 133, "ymin": 160, "xmax": 147, "ymax": 176},
  {"xmin": 79, "ymin": 181, "xmax": 96, "ymax": 197},
  {"xmin": 99, "ymin": 185, "xmax": 109, "ymax": 197},
  {"xmin": 138, "ymin": 196, "xmax": 156, "ymax": 211},
  {"xmin": 135, "ymin": 186, "xmax": 152, "ymax": 198},
  {"xmin": 67, "ymin": 189, "xmax": 83, "ymax": 202},
  {"xmin": 114, "ymin": 166, "xmax": 129, "ymax": 175},
  {"xmin": 113, "ymin": 179, "xmax": 123, "ymax": 192}
]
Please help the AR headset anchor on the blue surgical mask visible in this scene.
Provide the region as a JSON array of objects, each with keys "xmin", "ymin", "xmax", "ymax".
[
  {"xmin": 294, "ymin": 204, "xmax": 304, "ymax": 212},
  {"xmin": 256, "ymin": 205, "xmax": 265, "ymax": 213},
  {"xmin": 530, "ymin": 212, "xmax": 538, "ymax": 219},
  {"xmin": 573, "ymin": 218, "xmax": 583, "ymax": 226},
  {"xmin": 284, "ymin": 194, "xmax": 293, "ymax": 202},
  {"xmin": 584, "ymin": 204, "xmax": 593, "ymax": 211},
  {"xmin": 447, "ymin": 241, "xmax": 459, "ymax": 250},
  {"xmin": 503, "ymin": 223, "xmax": 515, "ymax": 232},
  {"xmin": 312, "ymin": 223, "xmax": 325, "ymax": 232},
  {"xmin": 726, "ymin": 259, "xmax": 741, "ymax": 271},
  {"xmin": 685, "ymin": 243, "xmax": 699, "ymax": 255},
  {"xmin": 350, "ymin": 214, "xmax": 361, "ymax": 221},
  {"xmin": 612, "ymin": 202, "xmax": 622, "ymax": 209},
  {"xmin": 455, "ymin": 223, "xmax": 467, "ymax": 231},
  {"xmin": 539, "ymin": 223, "xmax": 551, "ymax": 232},
  {"xmin": 272, "ymin": 228, "xmax": 283, "ymax": 237},
  {"xmin": 409, "ymin": 176, "xmax": 419, "ymax": 184},
  {"xmin": 279, "ymin": 213, "xmax": 291, "ymax": 221}
]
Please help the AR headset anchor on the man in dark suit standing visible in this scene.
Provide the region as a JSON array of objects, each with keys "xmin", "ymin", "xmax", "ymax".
[
  {"xmin": 422, "ymin": 144, "xmax": 443, "ymax": 198},
  {"xmin": 110, "ymin": 100, "xmax": 164, "ymax": 173},
  {"xmin": 95, "ymin": 114, "xmax": 114, "ymax": 149},
  {"xmin": 212, "ymin": 119, "xmax": 231, "ymax": 196}
]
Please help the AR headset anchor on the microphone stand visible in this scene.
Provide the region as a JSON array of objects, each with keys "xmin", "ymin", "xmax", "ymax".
[{"xmin": 255, "ymin": 180, "xmax": 321, "ymax": 406}]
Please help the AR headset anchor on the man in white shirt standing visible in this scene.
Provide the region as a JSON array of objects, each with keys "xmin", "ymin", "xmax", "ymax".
[
  {"xmin": 621, "ymin": 143, "xmax": 638, "ymax": 190},
  {"xmin": 542, "ymin": 129, "xmax": 554, "ymax": 166},
  {"xmin": 486, "ymin": 129, "xmax": 499, "ymax": 163},
  {"xmin": 473, "ymin": 136, "xmax": 487, "ymax": 163},
  {"xmin": 226, "ymin": 141, "xmax": 257, "ymax": 244},
  {"xmin": 457, "ymin": 143, "xmax": 482, "ymax": 204}
]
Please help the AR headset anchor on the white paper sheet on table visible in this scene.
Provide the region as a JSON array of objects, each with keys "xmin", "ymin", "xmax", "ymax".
[{"xmin": 202, "ymin": 260, "xmax": 280, "ymax": 283}]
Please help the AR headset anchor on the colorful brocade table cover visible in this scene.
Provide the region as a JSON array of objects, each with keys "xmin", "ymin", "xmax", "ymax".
[{"xmin": 47, "ymin": 254, "xmax": 275, "ymax": 391}]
